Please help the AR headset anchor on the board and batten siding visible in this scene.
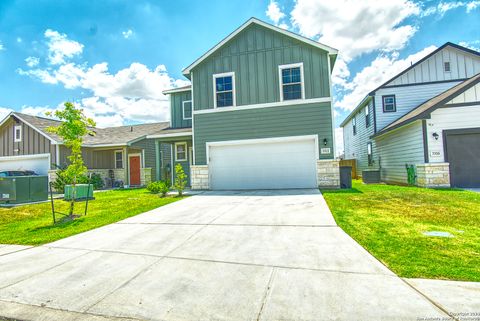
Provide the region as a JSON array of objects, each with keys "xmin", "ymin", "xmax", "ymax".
[
  {"xmin": 375, "ymin": 81, "xmax": 461, "ymax": 131},
  {"xmin": 448, "ymin": 82, "xmax": 480, "ymax": 104},
  {"xmin": 0, "ymin": 117, "xmax": 57, "ymax": 168},
  {"xmin": 130, "ymin": 138, "xmax": 158, "ymax": 180},
  {"xmin": 191, "ymin": 23, "xmax": 331, "ymax": 110},
  {"xmin": 343, "ymin": 100, "xmax": 377, "ymax": 176},
  {"xmin": 194, "ymin": 102, "xmax": 333, "ymax": 165},
  {"xmin": 375, "ymin": 121, "xmax": 425, "ymax": 184},
  {"xmin": 59, "ymin": 146, "xmax": 114, "ymax": 169},
  {"xmin": 170, "ymin": 91, "xmax": 192, "ymax": 129},
  {"xmin": 385, "ymin": 46, "xmax": 480, "ymax": 87}
]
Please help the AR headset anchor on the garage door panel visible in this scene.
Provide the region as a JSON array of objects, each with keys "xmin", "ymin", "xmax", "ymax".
[
  {"xmin": 445, "ymin": 131, "xmax": 480, "ymax": 188},
  {"xmin": 0, "ymin": 154, "xmax": 50, "ymax": 175},
  {"xmin": 209, "ymin": 138, "xmax": 317, "ymax": 190}
]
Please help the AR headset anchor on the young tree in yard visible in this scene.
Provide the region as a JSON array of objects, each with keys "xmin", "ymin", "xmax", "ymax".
[
  {"xmin": 47, "ymin": 102, "xmax": 96, "ymax": 218},
  {"xmin": 174, "ymin": 164, "xmax": 187, "ymax": 196}
]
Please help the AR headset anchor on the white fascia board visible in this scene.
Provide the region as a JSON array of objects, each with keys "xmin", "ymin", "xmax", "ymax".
[
  {"xmin": 0, "ymin": 153, "xmax": 50, "ymax": 161},
  {"xmin": 146, "ymin": 131, "xmax": 193, "ymax": 139},
  {"xmin": 339, "ymin": 95, "xmax": 373, "ymax": 128},
  {"xmin": 162, "ymin": 87, "xmax": 192, "ymax": 95},
  {"xmin": 182, "ymin": 18, "xmax": 338, "ymax": 76},
  {"xmin": 2, "ymin": 113, "xmax": 59, "ymax": 144}
]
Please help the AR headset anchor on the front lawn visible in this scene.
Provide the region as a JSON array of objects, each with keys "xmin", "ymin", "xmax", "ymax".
[
  {"xmin": 322, "ymin": 181, "xmax": 480, "ymax": 282},
  {"xmin": 0, "ymin": 189, "xmax": 185, "ymax": 246}
]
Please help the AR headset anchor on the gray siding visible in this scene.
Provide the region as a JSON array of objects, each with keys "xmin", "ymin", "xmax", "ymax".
[
  {"xmin": 343, "ymin": 100, "xmax": 377, "ymax": 175},
  {"xmin": 191, "ymin": 23, "xmax": 331, "ymax": 110},
  {"xmin": 171, "ymin": 91, "xmax": 192, "ymax": 129},
  {"xmin": 0, "ymin": 117, "xmax": 57, "ymax": 168},
  {"xmin": 59, "ymin": 146, "xmax": 114, "ymax": 169},
  {"xmin": 194, "ymin": 102, "xmax": 333, "ymax": 165},
  {"xmin": 375, "ymin": 121, "xmax": 425, "ymax": 184},
  {"xmin": 131, "ymin": 138, "xmax": 157, "ymax": 180}
]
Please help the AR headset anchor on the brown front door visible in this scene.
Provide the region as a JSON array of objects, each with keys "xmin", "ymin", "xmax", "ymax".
[{"xmin": 129, "ymin": 156, "xmax": 141, "ymax": 186}]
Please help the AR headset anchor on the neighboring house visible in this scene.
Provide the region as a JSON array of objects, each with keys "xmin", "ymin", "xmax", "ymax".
[
  {"xmin": 0, "ymin": 112, "xmax": 170, "ymax": 187},
  {"xmin": 341, "ymin": 42, "xmax": 480, "ymax": 188},
  {"xmin": 159, "ymin": 17, "xmax": 339, "ymax": 190}
]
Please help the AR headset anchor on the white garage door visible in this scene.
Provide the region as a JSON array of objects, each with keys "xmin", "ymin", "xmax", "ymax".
[
  {"xmin": 0, "ymin": 154, "xmax": 50, "ymax": 175},
  {"xmin": 209, "ymin": 136, "xmax": 318, "ymax": 190}
]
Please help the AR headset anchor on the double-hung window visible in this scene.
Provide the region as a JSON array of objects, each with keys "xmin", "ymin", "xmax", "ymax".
[
  {"xmin": 115, "ymin": 151, "xmax": 123, "ymax": 169},
  {"xmin": 382, "ymin": 95, "xmax": 396, "ymax": 112},
  {"xmin": 183, "ymin": 100, "xmax": 192, "ymax": 120},
  {"xmin": 14, "ymin": 125, "xmax": 22, "ymax": 143},
  {"xmin": 175, "ymin": 142, "xmax": 187, "ymax": 162},
  {"xmin": 214, "ymin": 72, "xmax": 235, "ymax": 108},
  {"xmin": 352, "ymin": 117, "xmax": 357, "ymax": 135},
  {"xmin": 279, "ymin": 63, "xmax": 304, "ymax": 101},
  {"xmin": 365, "ymin": 105, "xmax": 370, "ymax": 128}
]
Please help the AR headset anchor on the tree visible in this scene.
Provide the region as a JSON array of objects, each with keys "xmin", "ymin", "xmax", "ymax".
[
  {"xmin": 47, "ymin": 102, "xmax": 96, "ymax": 217},
  {"xmin": 174, "ymin": 164, "xmax": 187, "ymax": 196}
]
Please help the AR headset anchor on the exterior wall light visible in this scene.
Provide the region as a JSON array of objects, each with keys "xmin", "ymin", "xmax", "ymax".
[
  {"xmin": 432, "ymin": 132, "xmax": 439, "ymax": 140},
  {"xmin": 323, "ymin": 138, "xmax": 328, "ymax": 146}
]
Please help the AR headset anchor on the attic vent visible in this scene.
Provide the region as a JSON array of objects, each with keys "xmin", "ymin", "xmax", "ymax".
[{"xmin": 444, "ymin": 61, "xmax": 451, "ymax": 72}]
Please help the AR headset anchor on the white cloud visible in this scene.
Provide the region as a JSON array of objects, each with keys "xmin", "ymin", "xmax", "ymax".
[
  {"xmin": 266, "ymin": 1, "xmax": 285, "ymax": 25},
  {"xmin": 44, "ymin": 29, "xmax": 83, "ymax": 65},
  {"xmin": 25, "ymin": 56, "xmax": 40, "ymax": 67},
  {"xmin": 0, "ymin": 41, "xmax": 4, "ymax": 51},
  {"xmin": 16, "ymin": 37, "xmax": 22, "ymax": 43},
  {"xmin": 0, "ymin": 107, "xmax": 13, "ymax": 120},
  {"xmin": 459, "ymin": 40, "xmax": 480, "ymax": 52},
  {"xmin": 335, "ymin": 46, "xmax": 437, "ymax": 112},
  {"xmin": 122, "ymin": 29, "xmax": 134, "ymax": 39},
  {"xmin": 423, "ymin": 1, "xmax": 480, "ymax": 16},
  {"xmin": 291, "ymin": 0, "xmax": 420, "ymax": 61}
]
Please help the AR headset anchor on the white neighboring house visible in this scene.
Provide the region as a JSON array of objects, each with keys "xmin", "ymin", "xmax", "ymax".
[{"xmin": 341, "ymin": 42, "xmax": 480, "ymax": 188}]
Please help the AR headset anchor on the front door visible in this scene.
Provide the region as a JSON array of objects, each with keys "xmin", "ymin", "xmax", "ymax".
[{"xmin": 129, "ymin": 155, "xmax": 141, "ymax": 186}]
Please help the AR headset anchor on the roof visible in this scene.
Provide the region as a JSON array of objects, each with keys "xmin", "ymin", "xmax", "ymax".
[
  {"xmin": 4, "ymin": 112, "xmax": 171, "ymax": 146},
  {"xmin": 339, "ymin": 95, "xmax": 373, "ymax": 127},
  {"xmin": 162, "ymin": 85, "xmax": 192, "ymax": 95},
  {"xmin": 340, "ymin": 42, "xmax": 480, "ymax": 128},
  {"xmin": 373, "ymin": 72, "xmax": 480, "ymax": 138},
  {"xmin": 181, "ymin": 17, "xmax": 338, "ymax": 77},
  {"xmin": 146, "ymin": 127, "xmax": 192, "ymax": 139}
]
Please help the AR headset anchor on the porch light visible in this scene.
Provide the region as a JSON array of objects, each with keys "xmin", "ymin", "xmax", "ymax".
[
  {"xmin": 432, "ymin": 132, "xmax": 439, "ymax": 140},
  {"xmin": 323, "ymin": 138, "xmax": 328, "ymax": 146}
]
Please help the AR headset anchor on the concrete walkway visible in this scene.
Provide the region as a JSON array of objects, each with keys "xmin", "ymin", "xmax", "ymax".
[{"xmin": 0, "ymin": 190, "xmax": 456, "ymax": 320}]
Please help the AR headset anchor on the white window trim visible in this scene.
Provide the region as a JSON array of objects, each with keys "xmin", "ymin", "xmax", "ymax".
[
  {"xmin": 444, "ymin": 61, "xmax": 451, "ymax": 73},
  {"xmin": 14, "ymin": 125, "xmax": 22, "ymax": 143},
  {"xmin": 213, "ymin": 72, "xmax": 236, "ymax": 108},
  {"xmin": 278, "ymin": 62, "xmax": 305, "ymax": 102},
  {"xmin": 182, "ymin": 100, "xmax": 192, "ymax": 120},
  {"xmin": 364, "ymin": 106, "xmax": 369, "ymax": 116},
  {"xmin": 114, "ymin": 150, "xmax": 124, "ymax": 169},
  {"xmin": 175, "ymin": 142, "xmax": 188, "ymax": 162}
]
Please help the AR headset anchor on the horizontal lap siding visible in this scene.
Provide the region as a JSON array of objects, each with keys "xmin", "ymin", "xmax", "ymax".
[
  {"xmin": 192, "ymin": 23, "xmax": 330, "ymax": 110},
  {"xmin": 194, "ymin": 102, "xmax": 333, "ymax": 165},
  {"xmin": 375, "ymin": 121, "xmax": 424, "ymax": 184},
  {"xmin": 171, "ymin": 91, "xmax": 192, "ymax": 129},
  {"xmin": 131, "ymin": 138, "xmax": 157, "ymax": 179}
]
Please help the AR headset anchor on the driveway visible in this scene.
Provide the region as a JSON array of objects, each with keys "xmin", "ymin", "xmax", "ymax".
[{"xmin": 0, "ymin": 190, "xmax": 450, "ymax": 321}]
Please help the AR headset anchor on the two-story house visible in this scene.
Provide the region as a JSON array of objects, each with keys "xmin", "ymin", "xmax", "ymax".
[
  {"xmin": 158, "ymin": 17, "xmax": 339, "ymax": 190},
  {"xmin": 341, "ymin": 42, "xmax": 480, "ymax": 188}
]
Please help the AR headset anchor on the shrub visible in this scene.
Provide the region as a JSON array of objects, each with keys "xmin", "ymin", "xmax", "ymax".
[
  {"xmin": 174, "ymin": 164, "xmax": 187, "ymax": 196},
  {"xmin": 52, "ymin": 168, "xmax": 104, "ymax": 192},
  {"xmin": 147, "ymin": 181, "xmax": 170, "ymax": 197}
]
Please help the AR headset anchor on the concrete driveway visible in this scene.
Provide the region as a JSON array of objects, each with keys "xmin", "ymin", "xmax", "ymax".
[{"xmin": 0, "ymin": 190, "xmax": 450, "ymax": 321}]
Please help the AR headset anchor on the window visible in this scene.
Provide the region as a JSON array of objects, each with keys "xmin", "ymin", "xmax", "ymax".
[
  {"xmin": 382, "ymin": 95, "xmax": 396, "ymax": 112},
  {"xmin": 279, "ymin": 63, "xmax": 304, "ymax": 101},
  {"xmin": 175, "ymin": 142, "xmax": 187, "ymax": 161},
  {"xmin": 183, "ymin": 100, "xmax": 192, "ymax": 120},
  {"xmin": 115, "ymin": 151, "xmax": 123, "ymax": 169},
  {"xmin": 367, "ymin": 142, "xmax": 373, "ymax": 166},
  {"xmin": 14, "ymin": 125, "xmax": 22, "ymax": 143},
  {"xmin": 214, "ymin": 72, "xmax": 235, "ymax": 108},
  {"xmin": 365, "ymin": 105, "xmax": 370, "ymax": 128},
  {"xmin": 352, "ymin": 117, "xmax": 357, "ymax": 135},
  {"xmin": 444, "ymin": 61, "xmax": 451, "ymax": 72}
]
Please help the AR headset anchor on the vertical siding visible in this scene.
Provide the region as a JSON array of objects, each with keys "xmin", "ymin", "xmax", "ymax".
[
  {"xmin": 192, "ymin": 23, "xmax": 331, "ymax": 110},
  {"xmin": 427, "ymin": 105, "xmax": 480, "ymax": 163},
  {"xmin": 342, "ymin": 100, "xmax": 377, "ymax": 175},
  {"xmin": 59, "ymin": 145, "xmax": 115, "ymax": 169},
  {"xmin": 130, "ymin": 138, "xmax": 158, "ymax": 180},
  {"xmin": 386, "ymin": 46, "xmax": 480, "ymax": 86},
  {"xmin": 171, "ymin": 91, "xmax": 192, "ymax": 129},
  {"xmin": 448, "ymin": 83, "xmax": 480, "ymax": 103},
  {"xmin": 375, "ymin": 121, "xmax": 425, "ymax": 184}
]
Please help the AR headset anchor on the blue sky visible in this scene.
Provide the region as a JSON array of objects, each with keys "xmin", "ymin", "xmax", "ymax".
[{"xmin": 0, "ymin": 0, "xmax": 479, "ymax": 151}]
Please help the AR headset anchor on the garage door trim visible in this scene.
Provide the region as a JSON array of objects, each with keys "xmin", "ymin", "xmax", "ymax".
[
  {"xmin": 0, "ymin": 153, "xmax": 51, "ymax": 162},
  {"xmin": 206, "ymin": 135, "xmax": 319, "ymax": 164}
]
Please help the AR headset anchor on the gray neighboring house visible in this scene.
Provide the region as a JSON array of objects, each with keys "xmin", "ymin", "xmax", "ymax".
[
  {"xmin": 341, "ymin": 42, "xmax": 480, "ymax": 188},
  {"xmin": 0, "ymin": 112, "xmax": 170, "ymax": 187},
  {"xmin": 158, "ymin": 17, "xmax": 340, "ymax": 190}
]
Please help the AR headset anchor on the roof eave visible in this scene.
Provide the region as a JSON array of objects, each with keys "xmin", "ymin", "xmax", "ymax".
[{"xmin": 339, "ymin": 95, "xmax": 373, "ymax": 127}]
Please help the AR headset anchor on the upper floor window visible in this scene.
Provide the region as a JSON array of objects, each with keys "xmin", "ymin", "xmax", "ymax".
[
  {"xmin": 382, "ymin": 95, "xmax": 396, "ymax": 113},
  {"xmin": 175, "ymin": 142, "xmax": 187, "ymax": 162},
  {"xmin": 14, "ymin": 125, "xmax": 22, "ymax": 143},
  {"xmin": 365, "ymin": 105, "xmax": 370, "ymax": 128},
  {"xmin": 352, "ymin": 117, "xmax": 357, "ymax": 135},
  {"xmin": 279, "ymin": 63, "xmax": 304, "ymax": 101},
  {"xmin": 213, "ymin": 72, "xmax": 235, "ymax": 108},
  {"xmin": 444, "ymin": 61, "xmax": 451, "ymax": 72},
  {"xmin": 183, "ymin": 100, "xmax": 192, "ymax": 120},
  {"xmin": 367, "ymin": 142, "xmax": 373, "ymax": 166},
  {"xmin": 115, "ymin": 151, "xmax": 123, "ymax": 169}
]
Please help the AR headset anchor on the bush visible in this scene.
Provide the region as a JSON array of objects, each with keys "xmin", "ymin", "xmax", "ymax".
[
  {"xmin": 174, "ymin": 164, "xmax": 187, "ymax": 196},
  {"xmin": 52, "ymin": 168, "xmax": 104, "ymax": 192},
  {"xmin": 147, "ymin": 181, "xmax": 170, "ymax": 197}
]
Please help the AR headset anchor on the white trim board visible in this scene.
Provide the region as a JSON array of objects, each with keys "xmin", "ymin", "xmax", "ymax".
[
  {"xmin": 0, "ymin": 153, "xmax": 50, "ymax": 161},
  {"xmin": 162, "ymin": 86, "xmax": 192, "ymax": 94},
  {"xmin": 213, "ymin": 72, "xmax": 236, "ymax": 108},
  {"xmin": 174, "ymin": 142, "xmax": 188, "ymax": 162},
  {"xmin": 278, "ymin": 62, "xmax": 305, "ymax": 102},
  {"xmin": 0, "ymin": 112, "xmax": 59, "ymax": 144},
  {"xmin": 146, "ymin": 131, "xmax": 193, "ymax": 139},
  {"xmin": 182, "ymin": 100, "xmax": 193, "ymax": 120},
  {"xmin": 182, "ymin": 17, "xmax": 338, "ymax": 76},
  {"xmin": 193, "ymin": 97, "xmax": 331, "ymax": 115}
]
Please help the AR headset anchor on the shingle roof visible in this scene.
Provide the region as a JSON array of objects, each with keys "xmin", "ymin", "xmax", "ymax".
[
  {"xmin": 373, "ymin": 72, "xmax": 480, "ymax": 137},
  {"xmin": 11, "ymin": 112, "xmax": 171, "ymax": 146},
  {"xmin": 147, "ymin": 126, "xmax": 193, "ymax": 138}
]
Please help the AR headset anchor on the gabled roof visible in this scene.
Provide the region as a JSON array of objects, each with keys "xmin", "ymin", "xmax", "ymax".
[
  {"xmin": 373, "ymin": 72, "xmax": 480, "ymax": 138},
  {"xmin": 181, "ymin": 17, "xmax": 338, "ymax": 77},
  {"xmin": 339, "ymin": 95, "xmax": 373, "ymax": 127},
  {"xmin": 162, "ymin": 85, "xmax": 191, "ymax": 95}
]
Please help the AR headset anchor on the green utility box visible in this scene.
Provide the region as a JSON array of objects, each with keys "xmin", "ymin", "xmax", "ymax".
[
  {"xmin": 64, "ymin": 184, "xmax": 94, "ymax": 201},
  {"xmin": 0, "ymin": 176, "xmax": 48, "ymax": 204}
]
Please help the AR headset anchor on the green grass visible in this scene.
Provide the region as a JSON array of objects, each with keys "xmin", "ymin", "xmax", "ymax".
[
  {"xmin": 0, "ymin": 189, "xmax": 185, "ymax": 246},
  {"xmin": 322, "ymin": 181, "xmax": 480, "ymax": 282}
]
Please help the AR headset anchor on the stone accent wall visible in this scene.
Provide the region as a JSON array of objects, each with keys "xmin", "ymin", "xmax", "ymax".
[
  {"xmin": 317, "ymin": 160, "xmax": 340, "ymax": 188},
  {"xmin": 141, "ymin": 168, "xmax": 152, "ymax": 186},
  {"xmin": 191, "ymin": 165, "xmax": 209, "ymax": 190},
  {"xmin": 416, "ymin": 163, "xmax": 450, "ymax": 188}
]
